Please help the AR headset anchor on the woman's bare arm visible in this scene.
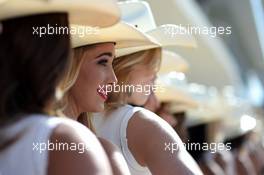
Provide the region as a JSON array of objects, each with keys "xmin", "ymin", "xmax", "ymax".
[
  {"xmin": 127, "ymin": 109, "xmax": 203, "ymax": 175},
  {"xmin": 99, "ymin": 137, "xmax": 131, "ymax": 175},
  {"xmin": 48, "ymin": 122, "xmax": 113, "ymax": 175}
]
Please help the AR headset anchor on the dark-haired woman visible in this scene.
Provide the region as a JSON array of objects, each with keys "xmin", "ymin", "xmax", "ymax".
[{"xmin": 0, "ymin": 1, "xmax": 120, "ymax": 175}]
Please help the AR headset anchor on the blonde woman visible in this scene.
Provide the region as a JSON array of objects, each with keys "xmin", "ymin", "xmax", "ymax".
[
  {"xmin": 92, "ymin": 48, "xmax": 203, "ymax": 175},
  {"xmin": 62, "ymin": 42, "xmax": 131, "ymax": 175},
  {"xmin": 59, "ymin": 23, "xmax": 157, "ymax": 175},
  {"xmin": 0, "ymin": 0, "xmax": 121, "ymax": 175}
]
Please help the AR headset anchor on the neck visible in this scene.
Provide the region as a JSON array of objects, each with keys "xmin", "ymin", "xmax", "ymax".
[{"xmin": 63, "ymin": 95, "xmax": 81, "ymax": 120}]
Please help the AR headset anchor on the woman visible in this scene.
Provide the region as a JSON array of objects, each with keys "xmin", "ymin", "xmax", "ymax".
[
  {"xmin": 62, "ymin": 42, "xmax": 130, "ymax": 175},
  {"xmin": 59, "ymin": 23, "xmax": 157, "ymax": 175},
  {"xmin": 92, "ymin": 48, "xmax": 203, "ymax": 175},
  {"xmin": 0, "ymin": 0, "xmax": 120, "ymax": 175}
]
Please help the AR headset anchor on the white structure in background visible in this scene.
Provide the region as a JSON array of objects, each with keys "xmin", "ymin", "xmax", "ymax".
[{"xmin": 138, "ymin": 0, "xmax": 243, "ymax": 92}]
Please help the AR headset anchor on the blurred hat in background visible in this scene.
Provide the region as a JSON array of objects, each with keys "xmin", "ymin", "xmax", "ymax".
[
  {"xmin": 221, "ymin": 97, "xmax": 257, "ymax": 140},
  {"xmin": 155, "ymin": 72, "xmax": 198, "ymax": 114},
  {"xmin": 159, "ymin": 50, "xmax": 189, "ymax": 74},
  {"xmin": 116, "ymin": 0, "xmax": 197, "ymax": 57}
]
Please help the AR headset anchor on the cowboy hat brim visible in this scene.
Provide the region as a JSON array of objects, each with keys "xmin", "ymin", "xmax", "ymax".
[
  {"xmin": 0, "ymin": 0, "xmax": 120, "ymax": 27},
  {"xmin": 118, "ymin": 1, "xmax": 197, "ymax": 48},
  {"xmin": 159, "ymin": 50, "xmax": 189, "ymax": 74},
  {"xmin": 155, "ymin": 85, "xmax": 198, "ymax": 106},
  {"xmin": 71, "ymin": 22, "xmax": 159, "ymax": 51},
  {"xmin": 155, "ymin": 75, "xmax": 197, "ymax": 108},
  {"xmin": 146, "ymin": 24, "xmax": 197, "ymax": 48}
]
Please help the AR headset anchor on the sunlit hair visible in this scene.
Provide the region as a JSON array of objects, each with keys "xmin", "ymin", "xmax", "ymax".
[
  {"xmin": 57, "ymin": 44, "xmax": 97, "ymax": 108},
  {"xmin": 57, "ymin": 45, "xmax": 97, "ymax": 132},
  {"xmin": 106, "ymin": 48, "xmax": 161, "ymax": 110}
]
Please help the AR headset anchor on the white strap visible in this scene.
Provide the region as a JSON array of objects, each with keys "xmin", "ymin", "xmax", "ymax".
[{"xmin": 119, "ymin": 106, "xmax": 150, "ymax": 173}]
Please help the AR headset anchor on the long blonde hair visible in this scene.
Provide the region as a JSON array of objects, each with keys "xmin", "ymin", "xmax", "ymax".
[
  {"xmin": 106, "ymin": 48, "xmax": 161, "ymax": 109},
  {"xmin": 56, "ymin": 45, "xmax": 96, "ymax": 132}
]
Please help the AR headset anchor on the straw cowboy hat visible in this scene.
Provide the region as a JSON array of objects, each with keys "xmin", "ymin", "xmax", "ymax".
[
  {"xmin": 71, "ymin": 22, "xmax": 159, "ymax": 49},
  {"xmin": 155, "ymin": 73, "xmax": 198, "ymax": 114},
  {"xmin": 0, "ymin": 0, "xmax": 120, "ymax": 27},
  {"xmin": 221, "ymin": 99, "xmax": 257, "ymax": 140},
  {"xmin": 159, "ymin": 50, "xmax": 189, "ymax": 74},
  {"xmin": 72, "ymin": 26, "xmax": 191, "ymax": 69},
  {"xmin": 115, "ymin": 0, "xmax": 197, "ymax": 57},
  {"xmin": 185, "ymin": 89, "xmax": 225, "ymax": 128},
  {"xmin": 186, "ymin": 105, "xmax": 223, "ymax": 127}
]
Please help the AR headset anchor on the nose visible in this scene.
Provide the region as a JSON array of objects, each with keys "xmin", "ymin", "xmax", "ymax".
[{"xmin": 107, "ymin": 68, "xmax": 118, "ymax": 85}]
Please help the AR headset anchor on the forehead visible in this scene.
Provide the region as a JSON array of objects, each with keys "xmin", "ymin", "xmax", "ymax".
[
  {"xmin": 81, "ymin": 42, "xmax": 115, "ymax": 58},
  {"xmin": 93, "ymin": 43, "xmax": 115, "ymax": 52}
]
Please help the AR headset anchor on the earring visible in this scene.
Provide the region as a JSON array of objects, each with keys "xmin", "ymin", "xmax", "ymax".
[{"xmin": 55, "ymin": 87, "xmax": 64, "ymax": 101}]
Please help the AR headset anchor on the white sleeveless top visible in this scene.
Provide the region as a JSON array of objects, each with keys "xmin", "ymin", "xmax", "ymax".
[
  {"xmin": 92, "ymin": 105, "xmax": 152, "ymax": 175},
  {"xmin": 0, "ymin": 114, "xmax": 77, "ymax": 175}
]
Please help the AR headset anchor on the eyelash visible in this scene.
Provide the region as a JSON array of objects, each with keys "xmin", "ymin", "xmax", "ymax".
[{"xmin": 97, "ymin": 59, "xmax": 108, "ymax": 66}]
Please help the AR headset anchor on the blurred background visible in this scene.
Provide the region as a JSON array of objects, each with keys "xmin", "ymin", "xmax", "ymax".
[{"xmin": 140, "ymin": 0, "xmax": 264, "ymax": 104}]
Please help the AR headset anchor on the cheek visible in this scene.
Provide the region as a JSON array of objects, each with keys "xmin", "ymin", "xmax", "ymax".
[
  {"xmin": 71, "ymin": 67, "xmax": 100, "ymax": 105},
  {"xmin": 131, "ymin": 74, "xmax": 155, "ymax": 87},
  {"xmin": 129, "ymin": 80, "xmax": 152, "ymax": 102},
  {"xmin": 78, "ymin": 64, "xmax": 106, "ymax": 89},
  {"xmin": 131, "ymin": 91, "xmax": 150, "ymax": 105},
  {"xmin": 71, "ymin": 66, "xmax": 106, "ymax": 111},
  {"xmin": 78, "ymin": 69, "xmax": 95, "ymax": 90}
]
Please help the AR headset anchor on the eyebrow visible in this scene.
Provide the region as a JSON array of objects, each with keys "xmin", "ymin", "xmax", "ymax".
[{"xmin": 96, "ymin": 52, "xmax": 113, "ymax": 58}]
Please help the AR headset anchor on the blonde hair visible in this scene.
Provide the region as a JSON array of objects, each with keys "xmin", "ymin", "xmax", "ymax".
[
  {"xmin": 54, "ymin": 46, "xmax": 85, "ymax": 111},
  {"xmin": 55, "ymin": 45, "xmax": 96, "ymax": 132},
  {"xmin": 106, "ymin": 48, "xmax": 161, "ymax": 110}
]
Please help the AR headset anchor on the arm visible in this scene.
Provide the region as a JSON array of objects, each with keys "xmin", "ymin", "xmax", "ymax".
[
  {"xmin": 99, "ymin": 137, "xmax": 131, "ymax": 175},
  {"xmin": 127, "ymin": 109, "xmax": 203, "ymax": 175},
  {"xmin": 47, "ymin": 122, "xmax": 113, "ymax": 175}
]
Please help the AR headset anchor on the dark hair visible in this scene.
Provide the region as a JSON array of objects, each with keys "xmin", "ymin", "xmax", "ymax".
[{"xmin": 0, "ymin": 13, "xmax": 71, "ymax": 125}]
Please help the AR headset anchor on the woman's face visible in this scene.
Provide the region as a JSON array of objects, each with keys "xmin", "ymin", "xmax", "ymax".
[
  {"xmin": 70, "ymin": 43, "xmax": 117, "ymax": 113},
  {"xmin": 127, "ymin": 65, "xmax": 157, "ymax": 106}
]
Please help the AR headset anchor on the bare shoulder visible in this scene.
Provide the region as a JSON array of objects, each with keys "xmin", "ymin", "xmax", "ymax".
[
  {"xmin": 126, "ymin": 109, "xmax": 183, "ymax": 165},
  {"xmin": 126, "ymin": 109, "xmax": 203, "ymax": 175},
  {"xmin": 128, "ymin": 108, "xmax": 183, "ymax": 147},
  {"xmin": 47, "ymin": 120, "xmax": 112, "ymax": 175},
  {"xmin": 98, "ymin": 137, "xmax": 118, "ymax": 151}
]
